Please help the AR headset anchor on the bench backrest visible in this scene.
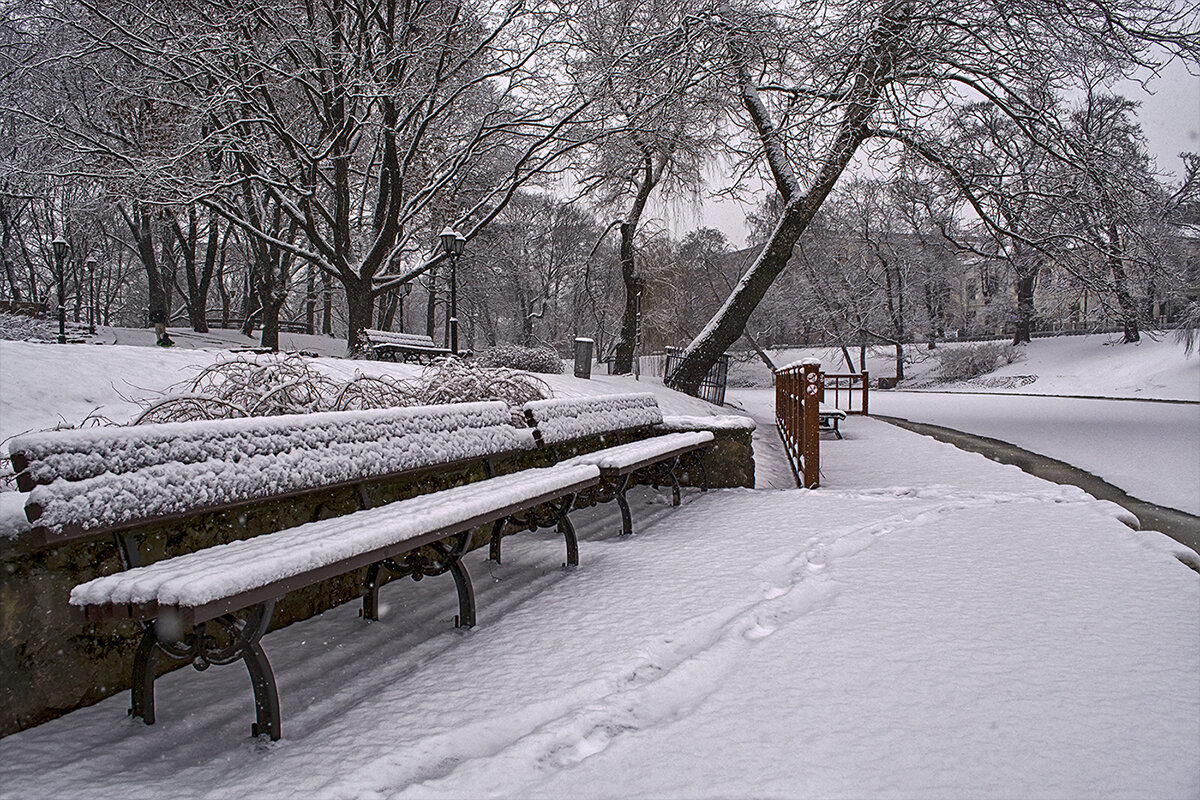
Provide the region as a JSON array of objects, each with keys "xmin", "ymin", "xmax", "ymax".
[
  {"xmin": 522, "ymin": 393, "xmax": 663, "ymax": 447},
  {"xmin": 10, "ymin": 401, "xmax": 533, "ymax": 543},
  {"xmin": 362, "ymin": 329, "xmax": 439, "ymax": 349}
]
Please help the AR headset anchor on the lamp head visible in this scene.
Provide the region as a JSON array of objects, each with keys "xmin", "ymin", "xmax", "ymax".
[
  {"xmin": 453, "ymin": 232, "xmax": 466, "ymax": 257},
  {"xmin": 52, "ymin": 236, "xmax": 69, "ymax": 261},
  {"xmin": 439, "ymin": 226, "xmax": 458, "ymax": 255}
]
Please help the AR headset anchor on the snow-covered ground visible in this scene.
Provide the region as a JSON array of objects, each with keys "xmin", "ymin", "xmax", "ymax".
[
  {"xmin": 755, "ymin": 333, "xmax": 1200, "ymax": 401},
  {"xmin": 0, "ymin": 334, "xmax": 1197, "ymax": 798},
  {"xmin": 0, "ymin": 416, "xmax": 1196, "ymax": 799}
]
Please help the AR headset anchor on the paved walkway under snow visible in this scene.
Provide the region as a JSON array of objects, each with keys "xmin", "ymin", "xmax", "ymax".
[{"xmin": 0, "ymin": 417, "xmax": 1196, "ymax": 799}]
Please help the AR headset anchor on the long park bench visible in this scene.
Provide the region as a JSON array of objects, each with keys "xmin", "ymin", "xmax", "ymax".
[
  {"xmin": 490, "ymin": 394, "xmax": 712, "ymax": 559},
  {"xmin": 8, "ymin": 402, "xmax": 599, "ymax": 741},
  {"xmin": 361, "ymin": 329, "xmax": 454, "ymax": 363}
]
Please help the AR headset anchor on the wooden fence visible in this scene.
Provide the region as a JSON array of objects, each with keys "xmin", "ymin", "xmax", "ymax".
[
  {"xmin": 822, "ymin": 371, "xmax": 870, "ymax": 415},
  {"xmin": 774, "ymin": 361, "xmax": 822, "ymax": 489}
]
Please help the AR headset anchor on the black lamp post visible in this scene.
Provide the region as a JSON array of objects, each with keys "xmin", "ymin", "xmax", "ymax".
[
  {"xmin": 438, "ymin": 226, "xmax": 466, "ymax": 354},
  {"xmin": 85, "ymin": 257, "xmax": 97, "ymax": 334},
  {"xmin": 52, "ymin": 236, "xmax": 69, "ymax": 344}
]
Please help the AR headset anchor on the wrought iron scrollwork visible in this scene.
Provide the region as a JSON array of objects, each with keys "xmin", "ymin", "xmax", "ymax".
[
  {"xmin": 489, "ymin": 493, "xmax": 579, "ymax": 567},
  {"xmin": 130, "ymin": 601, "xmax": 280, "ymax": 740},
  {"xmin": 361, "ymin": 531, "xmax": 476, "ymax": 628}
]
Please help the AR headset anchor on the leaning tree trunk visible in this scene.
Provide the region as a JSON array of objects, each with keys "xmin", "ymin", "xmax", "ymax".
[
  {"xmin": 667, "ymin": 154, "xmax": 863, "ymax": 395},
  {"xmin": 667, "ymin": 0, "xmax": 909, "ymax": 395}
]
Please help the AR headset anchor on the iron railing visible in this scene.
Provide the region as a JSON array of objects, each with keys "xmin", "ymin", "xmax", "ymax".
[{"xmin": 665, "ymin": 347, "xmax": 730, "ymax": 406}]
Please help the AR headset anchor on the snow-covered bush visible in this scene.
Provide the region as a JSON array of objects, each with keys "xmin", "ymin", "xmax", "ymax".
[
  {"xmin": 403, "ymin": 357, "xmax": 551, "ymax": 408},
  {"xmin": 133, "ymin": 353, "xmax": 551, "ymax": 424},
  {"xmin": 934, "ymin": 342, "xmax": 1023, "ymax": 382},
  {"xmin": 476, "ymin": 343, "xmax": 564, "ymax": 374},
  {"xmin": 0, "ymin": 312, "xmax": 57, "ymax": 342}
]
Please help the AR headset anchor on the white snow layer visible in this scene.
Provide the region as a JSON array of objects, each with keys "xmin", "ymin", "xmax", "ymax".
[
  {"xmin": 564, "ymin": 431, "xmax": 714, "ymax": 471},
  {"xmin": 525, "ymin": 393, "xmax": 664, "ymax": 444},
  {"xmin": 19, "ymin": 402, "xmax": 534, "ymax": 535},
  {"xmin": 657, "ymin": 414, "xmax": 756, "ymax": 432},
  {"xmin": 69, "ymin": 464, "xmax": 600, "ymax": 609},
  {"xmin": 1, "ymin": 418, "xmax": 1194, "ymax": 799}
]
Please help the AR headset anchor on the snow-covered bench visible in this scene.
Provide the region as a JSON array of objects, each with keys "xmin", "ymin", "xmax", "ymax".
[
  {"xmin": 508, "ymin": 393, "xmax": 713, "ymax": 548},
  {"xmin": 819, "ymin": 406, "xmax": 847, "ymax": 439},
  {"xmin": 7, "ymin": 402, "xmax": 599, "ymax": 741},
  {"xmin": 361, "ymin": 329, "xmax": 453, "ymax": 363}
]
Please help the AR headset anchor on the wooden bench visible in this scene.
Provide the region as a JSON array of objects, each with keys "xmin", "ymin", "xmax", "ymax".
[
  {"xmin": 361, "ymin": 329, "xmax": 454, "ymax": 363},
  {"xmin": 9, "ymin": 402, "xmax": 599, "ymax": 741},
  {"xmin": 501, "ymin": 393, "xmax": 712, "ymax": 553}
]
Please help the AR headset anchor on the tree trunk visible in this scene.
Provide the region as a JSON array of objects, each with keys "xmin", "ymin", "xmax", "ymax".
[
  {"xmin": 667, "ymin": 0, "xmax": 907, "ymax": 395},
  {"xmin": 667, "ymin": 179, "xmax": 857, "ymax": 394},
  {"xmin": 1012, "ymin": 267, "xmax": 1036, "ymax": 345},
  {"xmin": 612, "ymin": 223, "xmax": 642, "ymax": 373},
  {"xmin": 305, "ymin": 265, "xmax": 316, "ymax": 334},
  {"xmin": 1108, "ymin": 226, "xmax": 1139, "ymax": 343},
  {"xmin": 344, "ymin": 273, "xmax": 374, "ymax": 353},
  {"xmin": 322, "ymin": 270, "xmax": 334, "ymax": 335}
]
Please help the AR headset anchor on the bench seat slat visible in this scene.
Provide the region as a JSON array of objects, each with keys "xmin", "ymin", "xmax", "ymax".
[
  {"xmin": 70, "ymin": 463, "xmax": 600, "ymax": 625},
  {"xmin": 564, "ymin": 431, "xmax": 713, "ymax": 475}
]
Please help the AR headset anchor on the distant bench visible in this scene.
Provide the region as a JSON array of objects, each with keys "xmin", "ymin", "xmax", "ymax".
[
  {"xmin": 9, "ymin": 403, "xmax": 597, "ymax": 741},
  {"xmin": 819, "ymin": 406, "xmax": 847, "ymax": 439},
  {"xmin": 361, "ymin": 329, "xmax": 455, "ymax": 363}
]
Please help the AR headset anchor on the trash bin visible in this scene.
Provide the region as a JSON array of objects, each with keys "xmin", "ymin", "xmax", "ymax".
[{"xmin": 573, "ymin": 337, "xmax": 594, "ymax": 379}]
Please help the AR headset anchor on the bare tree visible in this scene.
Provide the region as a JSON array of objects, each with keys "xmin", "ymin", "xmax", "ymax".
[
  {"xmin": 569, "ymin": 0, "xmax": 722, "ymax": 373},
  {"xmin": 666, "ymin": 0, "xmax": 1199, "ymax": 393}
]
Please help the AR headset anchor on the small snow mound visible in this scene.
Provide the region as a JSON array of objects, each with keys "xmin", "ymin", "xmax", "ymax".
[{"xmin": 1134, "ymin": 529, "xmax": 1200, "ymax": 572}]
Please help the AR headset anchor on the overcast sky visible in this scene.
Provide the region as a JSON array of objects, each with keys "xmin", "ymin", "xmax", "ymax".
[{"xmin": 683, "ymin": 60, "xmax": 1200, "ymax": 248}]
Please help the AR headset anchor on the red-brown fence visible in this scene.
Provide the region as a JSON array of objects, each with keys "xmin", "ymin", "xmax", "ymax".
[
  {"xmin": 774, "ymin": 361, "xmax": 822, "ymax": 489},
  {"xmin": 822, "ymin": 371, "xmax": 870, "ymax": 415}
]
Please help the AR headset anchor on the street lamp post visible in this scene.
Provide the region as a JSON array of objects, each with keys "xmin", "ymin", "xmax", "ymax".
[
  {"xmin": 52, "ymin": 236, "xmax": 69, "ymax": 344},
  {"xmin": 85, "ymin": 257, "xmax": 97, "ymax": 334},
  {"xmin": 438, "ymin": 226, "xmax": 466, "ymax": 355}
]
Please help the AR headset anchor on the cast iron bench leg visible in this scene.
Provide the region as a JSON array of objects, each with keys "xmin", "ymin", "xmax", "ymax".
[
  {"xmin": 363, "ymin": 533, "xmax": 476, "ymax": 628},
  {"xmin": 130, "ymin": 602, "xmax": 280, "ymax": 740},
  {"xmin": 130, "ymin": 624, "xmax": 160, "ymax": 725},
  {"xmin": 489, "ymin": 518, "xmax": 506, "ymax": 564},
  {"xmin": 244, "ymin": 638, "xmax": 281, "ymax": 740},
  {"xmin": 615, "ymin": 474, "xmax": 634, "ymax": 536},
  {"xmin": 558, "ymin": 493, "xmax": 579, "ymax": 567}
]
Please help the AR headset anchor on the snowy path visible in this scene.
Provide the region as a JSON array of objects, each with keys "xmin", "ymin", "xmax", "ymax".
[{"xmin": 1, "ymin": 419, "xmax": 1195, "ymax": 799}]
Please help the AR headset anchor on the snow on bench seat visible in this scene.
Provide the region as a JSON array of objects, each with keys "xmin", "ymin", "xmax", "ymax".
[
  {"xmin": 658, "ymin": 414, "xmax": 756, "ymax": 433},
  {"xmin": 70, "ymin": 463, "xmax": 601, "ymax": 625},
  {"xmin": 523, "ymin": 393, "xmax": 662, "ymax": 445},
  {"xmin": 565, "ymin": 431, "xmax": 714, "ymax": 473},
  {"xmin": 819, "ymin": 405, "xmax": 847, "ymax": 420},
  {"xmin": 361, "ymin": 329, "xmax": 440, "ymax": 348},
  {"xmin": 11, "ymin": 402, "xmax": 533, "ymax": 543}
]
